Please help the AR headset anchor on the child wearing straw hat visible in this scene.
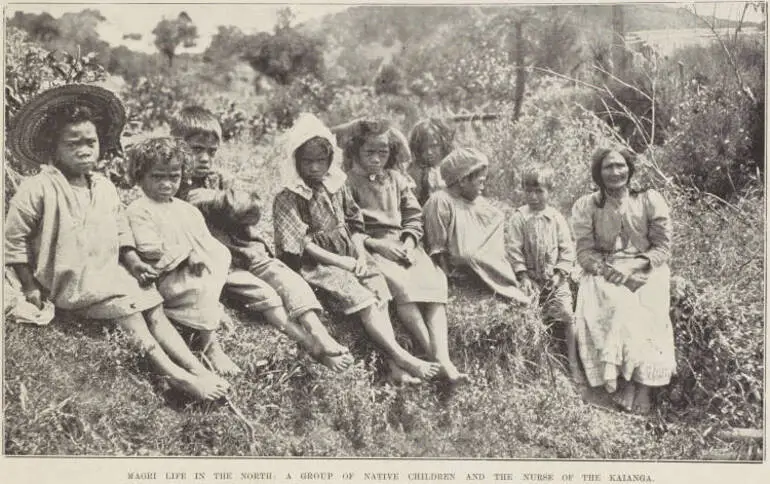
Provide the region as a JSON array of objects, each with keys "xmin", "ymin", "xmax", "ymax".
[{"xmin": 5, "ymin": 84, "xmax": 230, "ymax": 401}]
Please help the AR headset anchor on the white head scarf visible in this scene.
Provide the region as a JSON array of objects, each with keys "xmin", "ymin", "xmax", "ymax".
[{"xmin": 280, "ymin": 113, "xmax": 346, "ymax": 200}]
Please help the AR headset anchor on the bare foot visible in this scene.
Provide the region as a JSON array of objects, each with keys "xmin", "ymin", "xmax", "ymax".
[
  {"xmin": 171, "ymin": 373, "xmax": 228, "ymax": 401},
  {"xmin": 307, "ymin": 338, "xmax": 354, "ymax": 372},
  {"xmin": 205, "ymin": 342, "xmax": 243, "ymax": 376},
  {"xmin": 604, "ymin": 378, "xmax": 618, "ymax": 394},
  {"xmin": 396, "ymin": 355, "xmax": 441, "ymax": 380},
  {"xmin": 387, "ymin": 360, "xmax": 421, "ymax": 385},
  {"xmin": 612, "ymin": 381, "xmax": 636, "ymax": 412},
  {"xmin": 438, "ymin": 360, "xmax": 470, "ymax": 385},
  {"xmin": 633, "ymin": 384, "xmax": 652, "ymax": 415}
]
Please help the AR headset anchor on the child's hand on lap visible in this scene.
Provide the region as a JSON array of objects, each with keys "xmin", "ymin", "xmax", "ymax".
[
  {"xmin": 517, "ymin": 273, "xmax": 534, "ymax": 297},
  {"xmin": 187, "ymin": 252, "xmax": 209, "ymax": 276},
  {"xmin": 370, "ymin": 239, "xmax": 409, "ymax": 264},
  {"xmin": 123, "ymin": 250, "xmax": 158, "ymax": 286}
]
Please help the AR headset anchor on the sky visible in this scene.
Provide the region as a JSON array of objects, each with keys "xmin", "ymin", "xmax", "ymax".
[{"xmin": 5, "ymin": 2, "xmax": 766, "ymax": 54}]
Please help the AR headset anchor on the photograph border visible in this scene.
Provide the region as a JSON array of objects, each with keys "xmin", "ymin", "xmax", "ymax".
[{"xmin": 1, "ymin": 0, "xmax": 767, "ymax": 482}]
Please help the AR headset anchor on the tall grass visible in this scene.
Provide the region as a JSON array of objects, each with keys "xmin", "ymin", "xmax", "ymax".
[{"xmin": 3, "ymin": 28, "xmax": 764, "ymax": 459}]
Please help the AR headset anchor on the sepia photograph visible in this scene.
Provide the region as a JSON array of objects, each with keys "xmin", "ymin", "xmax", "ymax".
[{"xmin": 1, "ymin": 0, "xmax": 766, "ymax": 471}]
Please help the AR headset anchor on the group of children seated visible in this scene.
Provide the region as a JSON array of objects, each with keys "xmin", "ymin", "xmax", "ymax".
[{"xmin": 5, "ymin": 85, "xmax": 578, "ymax": 401}]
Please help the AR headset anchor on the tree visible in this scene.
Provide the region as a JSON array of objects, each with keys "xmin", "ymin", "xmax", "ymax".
[
  {"xmin": 152, "ymin": 11, "xmax": 198, "ymax": 67},
  {"xmin": 7, "ymin": 11, "xmax": 60, "ymax": 44},
  {"xmin": 242, "ymin": 15, "xmax": 325, "ymax": 85},
  {"xmin": 203, "ymin": 25, "xmax": 247, "ymax": 63}
]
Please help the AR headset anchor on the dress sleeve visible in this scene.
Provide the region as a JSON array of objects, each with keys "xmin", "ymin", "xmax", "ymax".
[
  {"xmin": 507, "ymin": 210, "xmax": 527, "ymax": 274},
  {"xmin": 396, "ymin": 172, "xmax": 424, "ymax": 242},
  {"xmin": 341, "ymin": 184, "xmax": 365, "ymax": 235},
  {"xmin": 554, "ymin": 211, "xmax": 576, "ymax": 275},
  {"xmin": 125, "ymin": 203, "xmax": 165, "ymax": 262},
  {"xmin": 273, "ymin": 190, "xmax": 309, "ymax": 257},
  {"xmin": 423, "ymin": 192, "xmax": 453, "ymax": 256},
  {"xmin": 4, "ymin": 179, "xmax": 44, "ymax": 265},
  {"xmin": 571, "ymin": 194, "xmax": 603, "ymax": 272},
  {"xmin": 642, "ymin": 189, "xmax": 671, "ymax": 267}
]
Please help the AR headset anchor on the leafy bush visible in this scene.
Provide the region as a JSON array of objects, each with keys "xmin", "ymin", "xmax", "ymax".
[{"xmin": 661, "ymin": 189, "xmax": 764, "ymax": 429}]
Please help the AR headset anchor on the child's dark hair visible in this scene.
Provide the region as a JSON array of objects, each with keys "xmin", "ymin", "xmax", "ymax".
[
  {"xmin": 170, "ymin": 106, "xmax": 222, "ymax": 142},
  {"xmin": 408, "ymin": 118, "xmax": 455, "ymax": 165},
  {"xmin": 520, "ymin": 164, "xmax": 556, "ymax": 191},
  {"xmin": 128, "ymin": 137, "xmax": 193, "ymax": 185},
  {"xmin": 340, "ymin": 118, "xmax": 409, "ymax": 171},
  {"xmin": 41, "ymin": 105, "xmax": 104, "ymax": 158},
  {"xmin": 590, "ymin": 147, "xmax": 639, "ymax": 207}
]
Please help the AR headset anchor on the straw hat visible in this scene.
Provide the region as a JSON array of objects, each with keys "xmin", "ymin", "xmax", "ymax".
[{"xmin": 7, "ymin": 84, "xmax": 126, "ymax": 166}]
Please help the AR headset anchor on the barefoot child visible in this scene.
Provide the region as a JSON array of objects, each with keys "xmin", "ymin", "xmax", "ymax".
[
  {"xmin": 339, "ymin": 118, "xmax": 468, "ymax": 384},
  {"xmin": 273, "ymin": 113, "xmax": 440, "ymax": 382},
  {"xmin": 509, "ymin": 165, "xmax": 579, "ymax": 380},
  {"xmin": 4, "ymin": 84, "xmax": 229, "ymax": 400},
  {"xmin": 171, "ymin": 107, "xmax": 353, "ymax": 372},
  {"xmin": 125, "ymin": 137, "xmax": 239, "ymax": 375},
  {"xmin": 423, "ymin": 147, "xmax": 529, "ymax": 304},
  {"xmin": 407, "ymin": 118, "xmax": 456, "ymax": 205}
]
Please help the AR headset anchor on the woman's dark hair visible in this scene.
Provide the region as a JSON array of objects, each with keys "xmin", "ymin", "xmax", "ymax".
[
  {"xmin": 41, "ymin": 105, "xmax": 104, "ymax": 157},
  {"xmin": 590, "ymin": 147, "xmax": 640, "ymax": 207},
  {"xmin": 294, "ymin": 136, "xmax": 334, "ymax": 173}
]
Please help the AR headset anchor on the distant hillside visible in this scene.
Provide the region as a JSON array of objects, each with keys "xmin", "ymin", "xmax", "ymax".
[
  {"xmin": 307, "ymin": 4, "xmax": 759, "ymax": 49},
  {"xmin": 301, "ymin": 4, "xmax": 760, "ymax": 89}
]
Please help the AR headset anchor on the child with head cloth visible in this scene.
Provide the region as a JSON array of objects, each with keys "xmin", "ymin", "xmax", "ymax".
[
  {"xmin": 171, "ymin": 106, "xmax": 353, "ymax": 373},
  {"xmin": 423, "ymin": 147, "xmax": 529, "ymax": 303},
  {"xmin": 273, "ymin": 113, "xmax": 441, "ymax": 383}
]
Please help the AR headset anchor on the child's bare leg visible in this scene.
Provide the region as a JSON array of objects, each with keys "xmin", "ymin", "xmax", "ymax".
[
  {"xmin": 394, "ymin": 303, "xmax": 432, "ymax": 356},
  {"xmin": 143, "ymin": 307, "xmax": 230, "ymax": 390},
  {"xmin": 116, "ymin": 312, "xmax": 227, "ymax": 400},
  {"xmin": 633, "ymin": 383, "xmax": 653, "ymax": 415},
  {"xmin": 422, "ymin": 302, "xmax": 469, "ymax": 383},
  {"xmin": 564, "ymin": 319, "xmax": 580, "ymax": 382},
  {"xmin": 358, "ymin": 304, "xmax": 440, "ymax": 380},
  {"xmin": 199, "ymin": 329, "xmax": 242, "ymax": 376},
  {"xmin": 612, "ymin": 380, "xmax": 636, "ymax": 412},
  {"xmin": 296, "ymin": 310, "xmax": 353, "ymax": 372},
  {"xmin": 261, "ymin": 306, "xmax": 315, "ymax": 349}
]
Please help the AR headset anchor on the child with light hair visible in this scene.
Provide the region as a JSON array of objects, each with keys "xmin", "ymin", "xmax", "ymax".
[
  {"xmin": 509, "ymin": 164, "xmax": 578, "ymax": 380},
  {"xmin": 125, "ymin": 137, "xmax": 237, "ymax": 375}
]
